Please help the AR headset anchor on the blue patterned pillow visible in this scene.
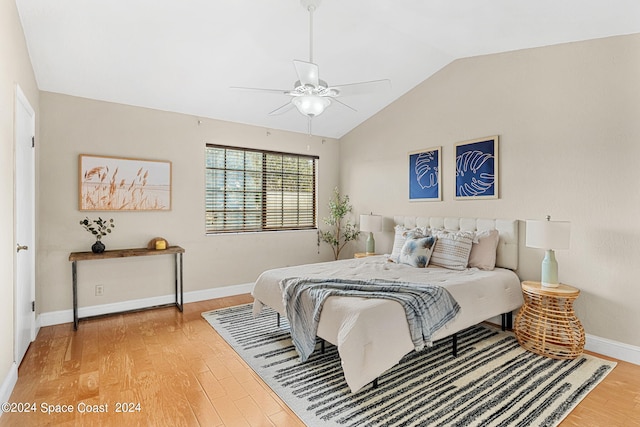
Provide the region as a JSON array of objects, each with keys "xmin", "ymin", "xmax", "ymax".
[
  {"xmin": 388, "ymin": 225, "xmax": 426, "ymax": 263},
  {"xmin": 399, "ymin": 236, "xmax": 437, "ymax": 268}
]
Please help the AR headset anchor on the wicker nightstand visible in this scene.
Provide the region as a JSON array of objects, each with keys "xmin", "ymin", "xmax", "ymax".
[{"xmin": 514, "ymin": 281, "xmax": 585, "ymax": 359}]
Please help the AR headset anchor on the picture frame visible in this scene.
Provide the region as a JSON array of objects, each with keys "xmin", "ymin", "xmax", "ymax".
[
  {"xmin": 409, "ymin": 146, "xmax": 441, "ymax": 201},
  {"xmin": 454, "ymin": 135, "xmax": 499, "ymax": 200},
  {"xmin": 79, "ymin": 154, "xmax": 172, "ymax": 211}
]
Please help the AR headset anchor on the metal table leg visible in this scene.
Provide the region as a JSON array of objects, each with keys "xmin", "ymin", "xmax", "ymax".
[
  {"xmin": 72, "ymin": 261, "xmax": 78, "ymax": 330},
  {"xmin": 175, "ymin": 252, "xmax": 184, "ymax": 312}
]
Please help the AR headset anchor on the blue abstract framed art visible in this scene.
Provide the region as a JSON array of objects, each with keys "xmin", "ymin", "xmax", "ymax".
[
  {"xmin": 409, "ymin": 147, "xmax": 441, "ymax": 201},
  {"xmin": 454, "ymin": 136, "xmax": 499, "ymax": 200}
]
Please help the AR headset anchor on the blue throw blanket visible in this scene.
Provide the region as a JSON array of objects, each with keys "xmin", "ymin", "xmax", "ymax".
[{"xmin": 280, "ymin": 277, "xmax": 461, "ymax": 362}]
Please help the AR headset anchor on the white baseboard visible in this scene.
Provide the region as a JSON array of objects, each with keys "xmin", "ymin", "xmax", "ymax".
[
  {"xmin": 39, "ymin": 282, "xmax": 254, "ymax": 327},
  {"xmin": 184, "ymin": 282, "xmax": 254, "ymax": 303},
  {"xmin": 585, "ymin": 333, "xmax": 640, "ymax": 366},
  {"xmin": 0, "ymin": 362, "xmax": 18, "ymax": 417}
]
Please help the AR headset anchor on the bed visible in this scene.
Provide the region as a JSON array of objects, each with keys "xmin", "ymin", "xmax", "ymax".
[{"xmin": 251, "ymin": 216, "xmax": 523, "ymax": 392}]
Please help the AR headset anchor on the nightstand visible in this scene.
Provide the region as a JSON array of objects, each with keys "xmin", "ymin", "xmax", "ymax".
[
  {"xmin": 514, "ymin": 281, "xmax": 585, "ymax": 359},
  {"xmin": 354, "ymin": 252, "xmax": 376, "ymax": 258}
]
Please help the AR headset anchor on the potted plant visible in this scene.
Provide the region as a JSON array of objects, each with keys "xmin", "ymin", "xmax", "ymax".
[
  {"xmin": 319, "ymin": 188, "xmax": 360, "ymax": 260},
  {"xmin": 80, "ymin": 217, "xmax": 115, "ymax": 253}
]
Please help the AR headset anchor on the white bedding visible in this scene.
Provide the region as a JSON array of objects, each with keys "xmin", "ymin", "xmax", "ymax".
[{"xmin": 252, "ymin": 255, "xmax": 523, "ymax": 392}]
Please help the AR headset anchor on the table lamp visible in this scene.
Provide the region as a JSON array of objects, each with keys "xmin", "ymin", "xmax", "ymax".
[
  {"xmin": 525, "ymin": 215, "xmax": 571, "ymax": 287},
  {"xmin": 359, "ymin": 214, "xmax": 383, "ymax": 254}
]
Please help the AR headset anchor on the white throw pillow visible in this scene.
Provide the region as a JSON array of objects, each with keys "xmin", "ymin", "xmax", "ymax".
[
  {"xmin": 429, "ymin": 230, "xmax": 474, "ymax": 270},
  {"xmin": 468, "ymin": 229, "xmax": 500, "ymax": 270}
]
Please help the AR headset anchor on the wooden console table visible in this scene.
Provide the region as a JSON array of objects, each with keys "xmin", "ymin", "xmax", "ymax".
[{"xmin": 69, "ymin": 246, "xmax": 184, "ymax": 330}]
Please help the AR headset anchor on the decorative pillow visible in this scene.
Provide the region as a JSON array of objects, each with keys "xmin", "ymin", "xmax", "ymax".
[
  {"xmin": 388, "ymin": 225, "xmax": 426, "ymax": 263},
  {"xmin": 429, "ymin": 230, "xmax": 474, "ymax": 270},
  {"xmin": 468, "ymin": 229, "xmax": 500, "ymax": 270},
  {"xmin": 399, "ymin": 236, "xmax": 437, "ymax": 268}
]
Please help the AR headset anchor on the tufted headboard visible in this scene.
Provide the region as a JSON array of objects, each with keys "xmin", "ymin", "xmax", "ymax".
[{"xmin": 393, "ymin": 216, "xmax": 519, "ymax": 270}]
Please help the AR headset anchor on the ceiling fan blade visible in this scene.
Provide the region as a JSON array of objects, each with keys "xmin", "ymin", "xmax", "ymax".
[
  {"xmin": 329, "ymin": 79, "xmax": 391, "ymax": 97},
  {"xmin": 293, "ymin": 60, "xmax": 319, "ymax": 87},
  {"xmin": 332, "ymin": 98, "xmax": 357, "ymax": 112},
  {"xmin": 230, "ymin": 86, "xmax": 292, "ymax": 95},
  {"xmin": 268, "ymin": 102, "xmax": 295, "ymax": 116}
]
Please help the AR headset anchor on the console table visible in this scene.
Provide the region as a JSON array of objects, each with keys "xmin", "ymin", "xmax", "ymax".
[{"xmin": 69, "ymin": 246, "xmax": 184, "ymax": 330}]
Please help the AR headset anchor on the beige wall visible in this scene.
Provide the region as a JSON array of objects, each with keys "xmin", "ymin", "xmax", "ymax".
[
  {"xmin": 37, "ymin": 92, "xmax": 339, "ymax": 313},
  {"xmin": 340, "ymin": 34, "xmax": 640, "ymax": 347},
  {"xmin": 0, "ymin": 0, "xmax": 39, "ymax": 394}
]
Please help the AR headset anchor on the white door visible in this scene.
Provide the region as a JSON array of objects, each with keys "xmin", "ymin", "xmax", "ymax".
[{"xmin": 15, "ymin": 85, "xmax": 36, "ymax": 365}]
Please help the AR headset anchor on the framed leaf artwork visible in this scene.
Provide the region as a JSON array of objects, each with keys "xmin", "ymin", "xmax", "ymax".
[
  {"xmin": 409, "ymin": 147, "xmax": 441, "ymax": 201},
  {"xmin": 454, "ymin": 136, "xmax": 499, "ymax": 200}
]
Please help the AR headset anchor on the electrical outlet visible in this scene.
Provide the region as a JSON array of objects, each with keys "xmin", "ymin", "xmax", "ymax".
[{"xmin": 95, "ymin": 285, "xmax": 104, "ymax": 296}]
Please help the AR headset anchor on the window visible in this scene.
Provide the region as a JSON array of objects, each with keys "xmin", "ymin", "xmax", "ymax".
[{"xmin": 205, "ymin": 144, "xmax": 318, "ymax": 233}]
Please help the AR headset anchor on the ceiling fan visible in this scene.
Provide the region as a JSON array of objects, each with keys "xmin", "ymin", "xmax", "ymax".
[{"xmin": 232, "ymin": 0, "xmax": 391, "ymax": 134}]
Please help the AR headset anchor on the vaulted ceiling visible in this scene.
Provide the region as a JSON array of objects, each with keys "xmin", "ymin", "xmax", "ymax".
[{"xmin": 15, "ymin": 0, "xmax": 640, "ymax": 138}]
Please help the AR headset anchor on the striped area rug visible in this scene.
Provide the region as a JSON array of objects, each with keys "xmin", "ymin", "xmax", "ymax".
[{"xmin": 202, "ymin": 304, "xmax": 616, "ymax": 427}]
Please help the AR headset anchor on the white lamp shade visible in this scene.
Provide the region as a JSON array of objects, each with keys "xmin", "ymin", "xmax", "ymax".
[
  {"xmin": 360, "ymin": 214, "xmax": 382, "ymax": 233},
  {"xmin": 526, "ymin": 220, "xmax": 571, "ymax": 250},
  {"xmin": 293, "ymin": 96, "xmax": 331, "ymax": 117}
]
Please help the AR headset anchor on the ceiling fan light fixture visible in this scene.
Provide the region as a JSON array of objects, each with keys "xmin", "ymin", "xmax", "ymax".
[{"xmin": 293, "ymin": 95, "xmax": 331, "ymax": 117}]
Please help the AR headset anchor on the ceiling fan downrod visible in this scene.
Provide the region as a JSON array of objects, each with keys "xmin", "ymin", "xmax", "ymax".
[{"xmin": 301, "ymin": 0, "xmax": 321, "ymax": 63}]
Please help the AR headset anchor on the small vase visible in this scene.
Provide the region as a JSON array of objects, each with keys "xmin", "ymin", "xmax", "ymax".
[{"xmin": 91, "ymin": 240, "xmax": 105, "ymax": 254}]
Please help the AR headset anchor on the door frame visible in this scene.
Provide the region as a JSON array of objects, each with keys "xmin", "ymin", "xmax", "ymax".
[{"xmin": 14, "ymin": 84, "xmax": 36, "ymax": 365}]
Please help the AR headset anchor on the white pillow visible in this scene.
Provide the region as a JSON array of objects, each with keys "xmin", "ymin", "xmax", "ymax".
[
  {"xmin": 388, "ymin": 225, "xmax": 425, "ymax": 263},
  {"xmin": 468, "ymin": 229, "xmax": 500, "ymax": 270},
  {"xmin": 429, "ymin": 230, "xmax": 474, "ymax": 270},
  {"xmin": 399, "ymin": 236, "xmax": 437, "ymax": 268}
]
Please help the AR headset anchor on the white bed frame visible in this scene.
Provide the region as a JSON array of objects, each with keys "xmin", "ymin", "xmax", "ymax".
[{"xmin": 253, "ymin": 216, "xmax": 521, "ymax": 391}]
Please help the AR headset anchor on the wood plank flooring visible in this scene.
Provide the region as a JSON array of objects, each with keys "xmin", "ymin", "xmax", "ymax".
[{"xmin": 1, "ymin": 295, "xmax": 638, "ymax": 426}]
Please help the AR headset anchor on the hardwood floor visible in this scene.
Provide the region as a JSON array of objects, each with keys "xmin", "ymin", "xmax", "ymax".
[{"xmin": 2, "ymin": 295, "xmax": 639, "ymax": 426}]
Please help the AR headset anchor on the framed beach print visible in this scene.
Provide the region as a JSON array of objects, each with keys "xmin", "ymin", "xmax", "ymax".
[
  {"xmin": 79, "ymin": 154, "xmax": 172, "ymax": 211},
  {"xmin": 454, "ymin": 136, "xmax": 499, "ymax": 200},
  {"xmin": 409, "ymin": 147, "xmax": 441, "ymax": 201}
]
